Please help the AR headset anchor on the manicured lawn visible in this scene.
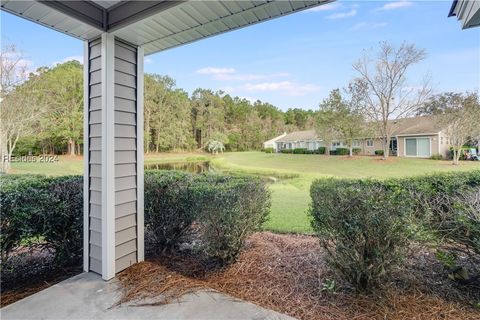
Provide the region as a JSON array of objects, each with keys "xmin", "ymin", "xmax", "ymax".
[
  {"xmin": 213, "ymin": 152, "xmax": 479, "ymax": 233},
  {"xmin": 9, "ymin": 151, "xmax": 479, "ymax": 234}
]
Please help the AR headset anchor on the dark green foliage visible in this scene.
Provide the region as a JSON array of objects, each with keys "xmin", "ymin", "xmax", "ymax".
[
  {"xmin": 0, "ymin": 175, "xmax": 83, "ymax": 264},
  {"xmin": 429, "ymin": 188, "xmax": 480, "ymax": 256},
  {"xmin": 352, "ymin": 148, "xmax": 362, "ymax": 155},
  {"xmin": 310, "ymin": 179, "xmax": 414, "ymax": 290},
  {"xmin": 335, "ymin": 148, "xmax": 349, "ymax": 155},
  {"xmin": 309, "ymin": 170, "xmax": 480, "ymax": 290},
  {"xmin": 293, "ymin": 148, "xmax": 308, "ymax": 154},
  {"xmin": 264, "ymin": 147, "xmax": 275, "ymax": 153},
  {"xmin": 192, "ymin": 174, "xmax": 270, "ymax": 264},
  {"xmin": 144, "ymin": 171, "xmax": 197, "ymax": 253},
  {"xmin": 317, "ymin": 147, "xmax": 326, "ymax": 154},
  {"xmin": 281, "ymin": 149, "xmax": 293, "ymax": 154},
  {"xmin": 375, "ymin": 149, "xmax": 384, "ymax": 156},
  {"xmin": 430, "ymin": 153, "xmax": 443, "ymax": 160}
]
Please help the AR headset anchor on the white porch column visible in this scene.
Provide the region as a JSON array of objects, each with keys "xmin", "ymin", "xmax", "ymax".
[{"xmin": 83, "ymin": 33, "xmax": 144, "ymax": 280}]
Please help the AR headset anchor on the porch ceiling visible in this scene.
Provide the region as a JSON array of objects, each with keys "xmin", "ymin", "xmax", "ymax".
[{"xmin": 1, "ymin": 0, "xmax": 333, "ymax": 55}]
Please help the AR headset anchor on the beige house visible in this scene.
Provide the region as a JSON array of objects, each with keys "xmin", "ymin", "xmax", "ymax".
[
  {"xmin": 263, "ymin": 132, "xmax": 287, "ymax": 152},
  {"xmin": 271, "ymin": 116, "xmax": 453, "ymax": 158},
  {"xmin": 275, "ymin": 130, "xmax": 322, "ymax": 151}
]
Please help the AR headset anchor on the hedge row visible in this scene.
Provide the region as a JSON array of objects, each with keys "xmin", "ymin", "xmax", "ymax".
[
  {"xmin": 145, "ymin": 171, "xmax": 270, "ymax": 263},
  {"xmin": 1, "ymin": 171, "xmax": 270, "ymax": 288},
  {"xmin": 309, "ymin": 170, "xmax": 480, "ymax": 290}
]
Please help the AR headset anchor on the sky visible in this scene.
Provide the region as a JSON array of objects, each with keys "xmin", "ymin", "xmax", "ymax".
[{"xmin": 1, "ymin": 0, "xmax": 479, "ymax": 111}]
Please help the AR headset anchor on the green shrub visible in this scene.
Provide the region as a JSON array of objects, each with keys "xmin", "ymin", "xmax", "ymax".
[
  {"xmin": 329, "ymin": 150, "xmax": 337, "ymax": 155},
  {"xmin": 317, "ymin": 147, "xmax": 326, "ymax": 154},
  {"xmin": 0, "ymin": 175, "xmax": 83, "ymax": 264},
  {"xmin": 374, "ymin": 149, "xmax": 384, "ymax": 156},
  {"xmin": 281, "ymin": 149, "xmax": 293, "ymax": 154},
  {"xmin": 335, "ymin": 148, "xmax": 349, "ymax": 156},
  {"xmin": 264, "ymin": 147, "xmax": 275, "ymax": 154},
  {"xmin": 429, "ymin": 188, "xmax": 480, "ymax": 256},
  {"xmin": 293, "ymin": 148, "xmax": 308, "ymax": 154},
  {"xmin": 144, "ymin": 171, "xmax": 196, "ymax": 253},
  {"xmin": 429, "ymin": 153, "xmax": 443, "ymax": 160},
  {"xmin": 352, "ymin": 148, "xmax": 362, "ymax": 155},
  {"xmin": 309, "ymin": 179, "xmax": 414, "ymax": 290},
  {"xmin": 192, "ymin": 174, "xmax": 270, "ymax": 264}
]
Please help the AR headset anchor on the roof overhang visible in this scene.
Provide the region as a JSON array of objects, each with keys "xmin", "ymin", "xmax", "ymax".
[
  {"xmin": 448, "ymin": 0, "xmax": 480, "ymax": 29},
  {"xmin": 1, "ymin": 0, "xmax": 334, "ymax": 55}
]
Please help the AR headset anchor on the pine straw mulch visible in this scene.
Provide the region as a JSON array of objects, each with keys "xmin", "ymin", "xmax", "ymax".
[{"xmin": 117, "ymin": 232, "xmax": 480, "ymax": 320}]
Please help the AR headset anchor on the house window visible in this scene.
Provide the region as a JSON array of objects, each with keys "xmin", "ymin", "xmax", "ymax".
[
  {"xmin": 405, "ymin": 138, "xmax": 430, "ymax": 157},
  {"xmin": 440, "ymin": 136, "xmax": 443, "ymax": 145},
  {"xmin": 366, "ymin": 139, "xmax": 374, "ymax": 147},
  {"xmin": 352, "ymin": 140, "xmax": 360, "ymax": 147}
]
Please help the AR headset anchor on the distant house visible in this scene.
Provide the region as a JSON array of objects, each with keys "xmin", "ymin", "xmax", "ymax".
[
  {"xmin": 267, "ymin": 116, "xmax": 454, "ymax": 158},
  {"xmin": 263, "ymin": 132, "xmax": 287, "ymax": 152},
  {"xmin": 275, "ymin": 130, "xmax": 322, "ymax": 152}
]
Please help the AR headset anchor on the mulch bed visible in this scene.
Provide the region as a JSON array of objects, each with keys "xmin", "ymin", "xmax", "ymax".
[
  {"xmin": 118, "ymin": 232, "xmax": 480, "ymax": 320},
  {"xmin": 1, "ymin": 248, "xmax": 82, "ymax": 308}
]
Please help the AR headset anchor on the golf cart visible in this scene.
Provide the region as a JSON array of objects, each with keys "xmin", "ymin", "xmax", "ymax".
[{"xmin": 466, "ymin": 148, "xmax": 479, "ymax": 161}]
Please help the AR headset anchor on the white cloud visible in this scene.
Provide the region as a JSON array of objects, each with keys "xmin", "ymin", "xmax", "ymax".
[
  {"xmin": 305, "ymin": 2, "xmax": 342, "ymax": 12},
  {"xmin": 327, "ymin": 9, "xmax": 357, "ymax": 20},
  {"xmin": 215, "ymin": 72, "xmax": 290, "ymax": 81},
  {"xmin": 196, "ymin": 66, "xmax": 289, "ymax": 82},
  {"xmin": 52, "ymin": 55, "xmax": 83, "ymax": 66},
  {"xmin": 145, "ymin": 58, "xmax": 153, "ymax": 64},
  {"xmin": 350, "ymin": 22, "xmax": 388, "ymax": 31},
  {"xmin": 375, "ymin": 1, "xmax": 413, "ymax": 11},
  {"xmin": 196, "ymin": 67, "xmax": 235, "ymax": 75},
  {"xmin": 243, "ymin": 81, "xmax": 321, "ymax": 96}
]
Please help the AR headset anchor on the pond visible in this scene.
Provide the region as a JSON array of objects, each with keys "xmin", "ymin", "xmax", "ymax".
[{"xmin": 145, "ymin": 161, "xmax": 213, "ymax": 174}]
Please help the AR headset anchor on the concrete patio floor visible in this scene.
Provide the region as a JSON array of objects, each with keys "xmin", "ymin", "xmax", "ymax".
[{"xmin": 1, "ymin": 272, "xmax": 295, "ymax": 320}]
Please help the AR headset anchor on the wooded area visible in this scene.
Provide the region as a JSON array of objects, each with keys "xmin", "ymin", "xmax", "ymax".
[{"xmin": 6, "ymin": 60, "xmax": 316, "ymax": 156}]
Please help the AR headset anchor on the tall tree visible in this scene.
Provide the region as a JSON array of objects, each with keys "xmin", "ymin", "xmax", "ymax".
[
  {"xmin": 316, "ymin": 89, "xmax": 367, "ymax": 156},
  {"xmin": 37, "ymin": 61, "xmax": 83, "ymax": 155},
  {"xmin": 434, "ymin": 92, "xmax": 480, "ymax": 165},
  {"xmin": 0, "ymin": 44, "xmax": 42, "ymax": 172},
  {"xmin": 351, "ymin": 41, "xmax": 431, "ymax": 159}
]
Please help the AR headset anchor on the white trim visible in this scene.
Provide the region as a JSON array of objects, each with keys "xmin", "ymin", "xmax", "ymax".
[
  {"xmin": 437, "ymin": 133, "xmax": 441, "ymax": 155},
  {"xmin": 101, "ymin": 33, "xmax": 116, "ymax": 280},
  {"xmin": 83, "ymin": 41, "xmax": 89, "ymax": 272},
  {"xmin": 136, "ymin": 45, "xmax": 145, "ymax": 263},
  {"xmin": 396, "ymin": 132, "xmax": 438, "ymax": 137}
]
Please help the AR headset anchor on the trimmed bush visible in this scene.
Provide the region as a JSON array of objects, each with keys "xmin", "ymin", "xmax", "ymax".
[
  {"xmin": 264, "ymin": 147, "xmax": 275, "ymax": 154},
  {"xmin": 309, "ymin": 170, "xmax": 480, "ymax": 290},
  {"xmin": 293, "ymin": 148, "xmax": 308, "ymax": 154},
  {"xmin": 0, "ymin": 175, "xmax": 83, "ymax": 264},
  {"xmin": 429, "ymin": 188, "xmax": 480, "ymax": 256},
  {"xmin": 430, "ymin": 153, "xmax": 443, "ymax": 160},
  {"xmin": 352, "ymin": 148, "xmax": 362, "ymax": 155},
  {"xmin": 144, "ymin": 171, "xmax": 196, "ymax": 253},
  {"xmin": 335, "ymin": 148, "xmax": 349, "ymax": 156},
  {"xmin": 317, "ymin": 147, "xmax": 326, "ymax": 154},
  {"xmin": 192, "ymin": 174, "xmax": 270, "ymax": 263},
  {"xmin": 374, "ymin": 150, "xmax": 384, "ymax": 156},
  {"xmin": 281, "ymin": 149, "xmax": 293, "ymax": 154},
  {"xmin": 310, "ymin": 179, "xmax": 413, "ymax": 290}
]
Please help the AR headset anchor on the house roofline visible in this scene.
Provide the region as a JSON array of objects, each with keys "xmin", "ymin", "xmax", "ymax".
[{"xmin": 448, "ymin": 0, "xmax": 458, "ymax": 17}]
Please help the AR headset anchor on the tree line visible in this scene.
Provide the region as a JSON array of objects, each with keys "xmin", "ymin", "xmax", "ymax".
[
  {"xmin": 2, "ymin": 41, "xmax": 479, "ymax": 172},
  {"xmin": 0, "ymin": 47, "xmax": 316, "ymax": 161}
]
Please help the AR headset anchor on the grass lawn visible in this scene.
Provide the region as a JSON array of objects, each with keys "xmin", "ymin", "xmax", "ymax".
[{"xmin": 9, "ymin": 151, "xmax": 479, "ymax": 234}]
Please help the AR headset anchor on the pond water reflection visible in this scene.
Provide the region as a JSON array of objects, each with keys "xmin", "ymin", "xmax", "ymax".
[{"xmin": 145, "ymin": 161, "xmax": 213, "ymax": 174}]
